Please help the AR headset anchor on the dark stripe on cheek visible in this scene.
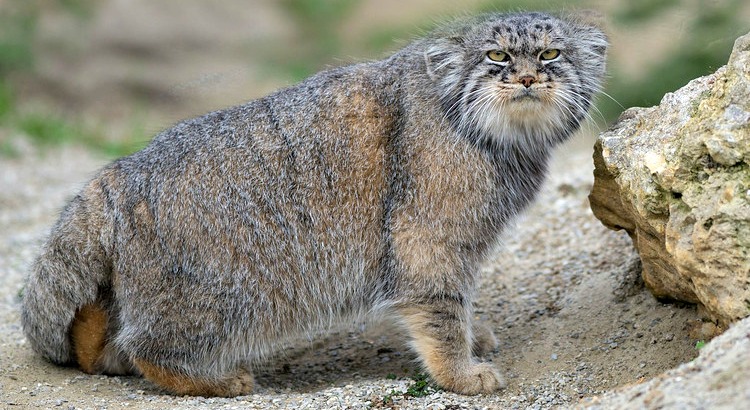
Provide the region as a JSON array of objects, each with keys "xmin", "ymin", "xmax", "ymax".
[
  {"xmin": 487, "ymin": 67, "xmax": 505, "ymax": 77},
  {"xmin": 465, "ymin": 80, "xmax": 483, "ymax": 107}
]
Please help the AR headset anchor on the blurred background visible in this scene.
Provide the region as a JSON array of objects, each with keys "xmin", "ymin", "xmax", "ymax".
[{"xmin": 0, "ymin": 0, "xmax": 748, "ymax": 158}]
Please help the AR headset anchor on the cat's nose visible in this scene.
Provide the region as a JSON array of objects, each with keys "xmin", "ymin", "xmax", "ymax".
[{"xmin": 518, "ymin": 75, "xmax": 536, "ymax": 88}]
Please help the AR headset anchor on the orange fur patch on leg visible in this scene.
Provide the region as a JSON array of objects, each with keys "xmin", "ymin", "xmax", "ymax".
[
  {"xmin": 71, "ymin": 303, "xmax": 108, "ymax": 373},
  {"xmin": 133, "ymin": 359, "xmax": 254, "ymax": 397}
]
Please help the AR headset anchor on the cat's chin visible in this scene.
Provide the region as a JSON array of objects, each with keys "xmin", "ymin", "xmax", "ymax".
[
  {"xmin": 475, "ymin": 101, "xmax": 566, "ymax": 146},
  {"xmin": 506, "ymin": 97, "xmax": 545, "ymax": 110},
  {"xmin": 497, "ymin": 97, "xmax": 554, "ymax": 121}
]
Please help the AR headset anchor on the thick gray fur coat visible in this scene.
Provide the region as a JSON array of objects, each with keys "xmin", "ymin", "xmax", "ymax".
[{"xmin": 22, "ymin": 12, "xmax": 607, "ymax": 396}]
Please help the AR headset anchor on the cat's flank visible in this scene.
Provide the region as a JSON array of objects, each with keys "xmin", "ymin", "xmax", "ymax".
[{"xmin": 22, "ymin": 12, "xmax": 606, "ymax": 397}]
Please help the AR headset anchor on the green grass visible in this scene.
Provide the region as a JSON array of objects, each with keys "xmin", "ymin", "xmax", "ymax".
[
  {"xmin": 404, "ymin": 372, "xmax": 432, "ymax": 397},
  {"xmin": 378, "ymin": 389, "xmax": 400, "ymax": 406},
  {"xmin": 18, "ymin": 113, "xmax": 86, "ymax": 146},
  {"xmin": 14, "ymin": 112, "xmax": 145, "ymax": 156},
  {"xmin": 0, "ymin": 77, "xmax": 145, "ymax": 158},
  {"xmin": 1, "ymin": 106, "xmax": 147, "ymax": 158},
  {"xmin": 0, "ymin": 81, "xmax": 14, "ymax": 119},
  {"xmin": 374, "ymin": 371, "xmax": 438, "ymax": 407}
]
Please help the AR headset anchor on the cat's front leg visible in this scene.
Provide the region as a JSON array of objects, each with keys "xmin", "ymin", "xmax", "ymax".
[{"xmin": 396, "ymin": 296, "xmax": 506, "ymax": 395}]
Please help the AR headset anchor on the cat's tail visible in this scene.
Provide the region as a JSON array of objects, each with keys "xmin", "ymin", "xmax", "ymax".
[{"xmin": 21, "ymin": 178, "xmax": 114, "ymax": 365}]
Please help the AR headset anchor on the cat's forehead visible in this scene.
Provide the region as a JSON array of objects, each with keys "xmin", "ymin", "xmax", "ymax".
[{"xmin": 477, "ymin": 13, "xmax": 567, "ymax": 49}]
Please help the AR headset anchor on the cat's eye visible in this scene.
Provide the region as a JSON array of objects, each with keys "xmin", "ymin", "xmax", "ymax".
[
  {"xmin": 487, "ymin": 50, "xmax": 510, "ymax": 63},
  {"xmin": 540, "ymin": 49, "xmax": 561, "ymax": 61}
]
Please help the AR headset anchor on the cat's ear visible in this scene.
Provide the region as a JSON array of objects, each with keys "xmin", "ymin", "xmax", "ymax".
[
  {"xmin": 569, "ymin": 9, "xmax": 605, "ymax": 24},
  {"xmin": 424, "ymin": 37, "xmax": 464, "ymax": 80},
  {"xmin": 566, "ymin": 10, "xmax": 608, "ymax": 56}
]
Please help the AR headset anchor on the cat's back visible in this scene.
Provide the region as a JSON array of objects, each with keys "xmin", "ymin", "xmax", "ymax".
[
  {"xmin": 124, "ymin": 60, "xmax": 399, "ymax": 173},
  {"xmin": 97, "ymin": 59, "xmax": 408, "ymax": 284}
]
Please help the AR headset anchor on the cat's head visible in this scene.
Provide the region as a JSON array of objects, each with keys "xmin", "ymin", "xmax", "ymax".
[{"xmin": 424, "ymin": 12, "xmax": 608, "ymax": 150}]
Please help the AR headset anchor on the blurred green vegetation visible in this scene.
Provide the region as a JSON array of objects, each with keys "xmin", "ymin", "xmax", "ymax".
[
  {"xmin": 0, "ymin": 0, "xmax": 143, "ymax": 158},
  {"xmin": 0, "ymin": 7, "xmax": 36, "ymax": 77},
  {"xmin": 270, "ymin": 0, "xmax": 361, "ymax": 80},
  {"xmin": 0, "ymin": 0, "xmax": 747, "ymax": 157},
  {"xmin": 600, "ymin": 0, "xmax": 747, "ymax": 120},
  {"xmin": 614, "ymin": 0, "xmax": 680, "ymax": 22}
]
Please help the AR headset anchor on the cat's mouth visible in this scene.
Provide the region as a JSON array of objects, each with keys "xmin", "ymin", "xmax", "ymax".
[{"xmin": 510, "ymin": 88, "xmax": 543, "ymax": 102}]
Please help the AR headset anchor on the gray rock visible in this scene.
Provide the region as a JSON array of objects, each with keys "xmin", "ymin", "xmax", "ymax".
[{"xmin": 589, "ymin": 31, "xmax": 750, "ymax": 328}]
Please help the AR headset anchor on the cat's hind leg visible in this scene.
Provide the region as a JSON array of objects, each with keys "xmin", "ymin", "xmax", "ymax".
[
  {"xmin": 71, "ymin": 303, "xmax": 134, "ymax": 375},
  {"xmin": 132, "ymin": 359, "xmax": 254, "ymax": 397}
]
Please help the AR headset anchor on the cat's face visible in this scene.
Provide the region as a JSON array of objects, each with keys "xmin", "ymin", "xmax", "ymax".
[{"xmin": 426, "ymin": 12, "xmax": 607, "ymax": 149}]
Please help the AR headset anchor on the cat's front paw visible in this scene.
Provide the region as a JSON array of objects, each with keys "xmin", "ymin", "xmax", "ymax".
[{"xmin": 439, "ymin": 362, "xmax": 506, "ymax": 395}]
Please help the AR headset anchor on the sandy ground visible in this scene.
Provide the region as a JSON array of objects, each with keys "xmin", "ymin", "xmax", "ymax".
[{"xmin": 0, "ymin": 139, "xmax": 704, "ymax": 409}]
